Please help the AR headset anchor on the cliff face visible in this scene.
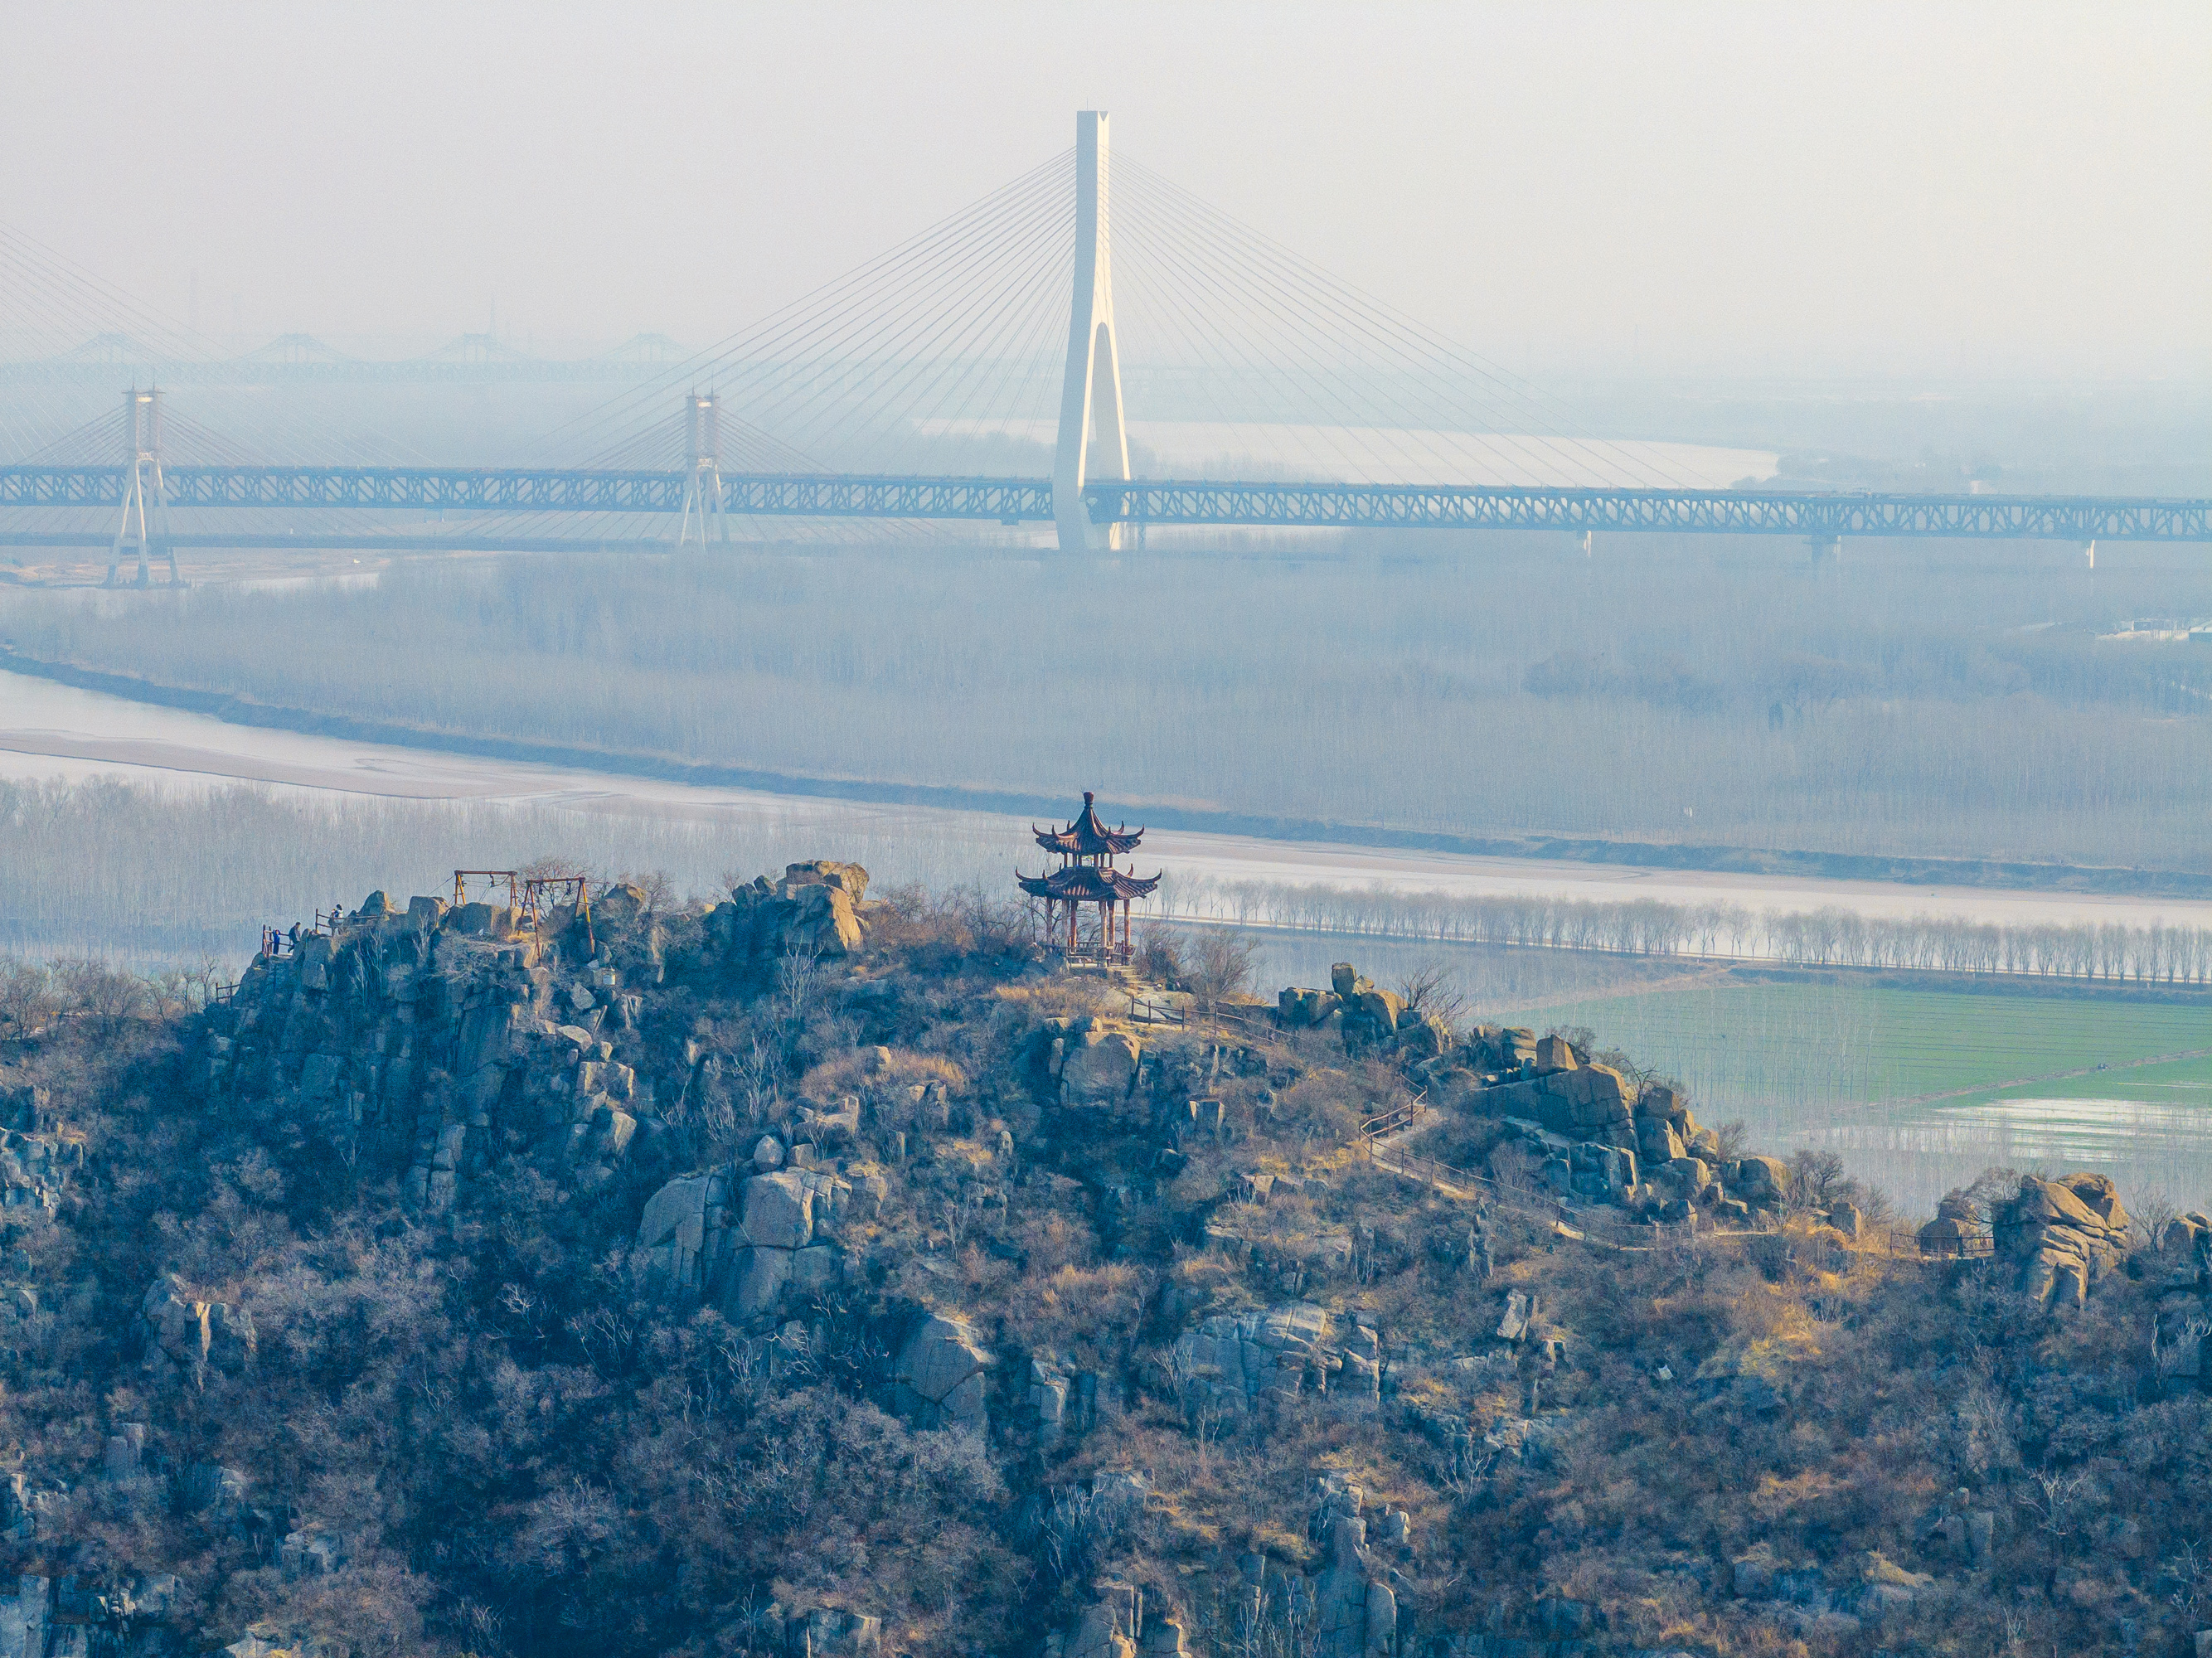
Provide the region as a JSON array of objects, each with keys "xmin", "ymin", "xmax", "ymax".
[
  {"xmin": 207, "ymin": 887, "xmax": 673, "ymax": 1218},
  {"xmin": 0, "ymin": 877, "xmax": 2205, "ymax": 1658}
]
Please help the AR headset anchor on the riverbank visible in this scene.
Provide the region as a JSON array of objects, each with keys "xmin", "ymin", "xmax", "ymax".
[{"xmin": 6, "ymin": 642, "xmax": 2210, "ymax": 899}]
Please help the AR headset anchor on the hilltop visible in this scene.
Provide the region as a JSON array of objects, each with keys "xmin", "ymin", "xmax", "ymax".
[{"xmin": 0, "ymin": 865, "xmax": 2206, "ymax": 1658}]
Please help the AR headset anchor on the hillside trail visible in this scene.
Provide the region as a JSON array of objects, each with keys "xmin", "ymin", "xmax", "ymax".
[{"xmin": 1360, "ymin": 1104, "xmax": 1810, "ymax": 1254}]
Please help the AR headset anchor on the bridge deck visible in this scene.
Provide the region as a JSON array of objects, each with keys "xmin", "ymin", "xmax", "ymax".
[{"xmin": 1, "ymin": 464, "xmax": 2205, "ymax": 542}]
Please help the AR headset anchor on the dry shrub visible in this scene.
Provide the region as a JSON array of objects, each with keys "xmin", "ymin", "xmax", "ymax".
[
  {"xmin": 995, "ymin": 976, "xmax": 1113, "ymax": 1025},
  {"xmin": 800, "ymin": 1046, "xmax": 968, "ymax": 1108},
  {"xmin": 1272, "ymin": 1070, "xmax": 1366, "ymax": 1147},
  {"xmin": 869, "ymin": 880, "xmax": 1033, "ymax": 965},
  {"xmin": 997, "ymin": 1261, "xmax": 1149, "ymax": 1367}
]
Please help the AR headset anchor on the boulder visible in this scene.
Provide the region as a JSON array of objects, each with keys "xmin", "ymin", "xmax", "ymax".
[
  {"xmin": 445, "ymin": 902, "xmax": 523, "ymax": 940},
  {"xmin": 1731, "ymin": 1547, "xmax": 1780, "ymax": 1600},
  {"xmin": 1637, "ymin": 1116, "xmax": 1686, "ymax": 1164},
  {"xmin": 1993, "ymin": 1173, "xmax": 2130, "ymax": 1304},
  {"xmin": 782, "ymin": 1607, "xmax": 881, "ymax": 1655},
  {"xmin": 728, "ymin": 1246, "xmax": 793, "ymax": 1317},
  {"xmin": 1853, "ymin": 1551, "xmax": 1933, "ymax": 1614},
  {"xmin": 1535, "ymin": 1034, "xmax": 1578, "ymax": 1072},
  {"xmin": 594, "ymin": 882, "xmax": 650, "ymax": 922},
  {"xmin": 1168, "ymin": 1302, "xmax": 1370, "ymax": 1408},
  {"xmin": 1661, "ymin": 1156, "xmax": 1710, "ymax": 1195},
  {"xmin": 1277, "ymin": 987, "xmax": 1341, "ymax": 1028},
  {"xmin": 891, "ymin": 1311, "xmax": 995, "ymax": 1428},
  {"xmin": 790, "ymin": 1244, "xmax": 841, "ymax": 1295},
  {"xmin": 1732, "ymin": 1156, "xmax": 1787, "ymax": 1202},
  {"xmin": 208, "ymin": 1302, "xmax": 257, "ymax": 1374},
  {"xmin": 783, "ymin": 860, "xmax": 871, "ymax": 902},
  {"xmin": 742, "ymin": 1171, "xmax": 816, "ymax": 1250},
  {"xmin": 1635, "ymin": 1083, "xmax": 1690, "ymax": 1125},
  {"xmin": 1061, "ymin": 1030, "xmax": 1142, "ymax": 1104},
  {"xmin": 1917, "ymin": 1214, "xmax": 1983, "ymax": 1253},
  {"xmin": 783, "ymin": 882, "xmax": 862, "ymax": 957},
  {"xmin": 1342, "ymin": 987, "xmax": 1403, "ymax": 1044},
  {"xmin": 1496, "ymin": 1289, "xmax": 1536, "ymax": 1342},
  {"xmin": 137, "ymin": 1276, "xmax": 210, "ymax": 1369},
  {"xmin": 1476, "ymin": 1062, "xmax": 1632, "ymax": 1140},
  {"xmin": 279, "ymin": 1530, "xmax": 344, "ymax": 1581},
  {"xmin": 1393, "ymin": 1014, "xmax": 1451, "ymax": 1060},
  {"xmin": 634, "ymin": 1170, "xmax": 740, "ymax": 1292},
  {"xmin": 104, "ymin": 1423, "xmax": 148, "ymax": 1480}
]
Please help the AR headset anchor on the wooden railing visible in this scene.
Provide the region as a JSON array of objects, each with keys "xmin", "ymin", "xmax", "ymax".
[
  {"xmin": 1885, "ymin": 1232, "xmax": 1996, "ymax": 1259},
  {"xmin": 1359, "ymin": 1097, "xmax": 1427, "ymax": 1140}
]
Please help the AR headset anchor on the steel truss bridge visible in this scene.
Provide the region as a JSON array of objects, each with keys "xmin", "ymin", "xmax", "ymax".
[{"xmin": 2, "ymin": 463, "xmax": 2205, "ymax": 545}]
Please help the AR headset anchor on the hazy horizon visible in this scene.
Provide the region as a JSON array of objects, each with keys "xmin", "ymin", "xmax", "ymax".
[{"xmin": 5, "ymin": 2, "xmax": 2207, "ymax": 384}]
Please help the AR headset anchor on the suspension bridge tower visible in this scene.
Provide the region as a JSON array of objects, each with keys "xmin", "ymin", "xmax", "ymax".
[
  {"xmin": 106, "ymin": 386, "xmax": 180, "ymax": 588},
  {"xmin": 677, "ymin": 390, "xmax": 725, "ymax": 545},
  {"xmin": 1054, "ymin": 111, "xmax": 1132, "ymax": 554}
]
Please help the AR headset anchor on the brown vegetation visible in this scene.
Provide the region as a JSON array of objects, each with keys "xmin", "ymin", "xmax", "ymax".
[{"xmin": 0, "ymin": 877, "xmax": 2205, "ymax": 1658}]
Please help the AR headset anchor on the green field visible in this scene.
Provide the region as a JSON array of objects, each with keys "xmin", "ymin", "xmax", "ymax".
[{"xmin": 1494, "ymin": 981, "xmax": 2212, "ymax": 1211}]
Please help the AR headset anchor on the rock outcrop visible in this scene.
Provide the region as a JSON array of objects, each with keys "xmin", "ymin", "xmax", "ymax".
[
  {"xmin": 1473, "ymin": 1061, "xmax": 1634, "ymax": 1142},
  {"xmin": 706, "ymin": 863, "xmax": 871, "ymax": 967},
  {"xmin": 0, "ymin": 1573, "xmax": 192, "ymax": 1658},
  {"xmin": 1031, "ymin": 1017, "xmax": 1144, "ymax": 1108},
  {"xmin": 0, "ymin": 1124, "xmax": 80, "ymax": 1216},
  {"xmin": 208, "ymin": 888, "xmax": 673, "ymax": 1219},
  {"xmin": 1168, "ymin": 1302, "xmax": 1380, "ymax": 1411},
  {"xmin": 891, "ymin": 1311, "xmax": 995, "ymax": 1428},
  {"xmin": 134, "ymin": 1275, "xmax": 255, "ymax": 1382},
  {"xmin": 1310, "ymin": 1477, "xmax": 1400, "ymax": 1658},
  {"xmin": 633, "ymin": 1159, "xmax": 854, "ymax": 1320},
  {"xmin": 1993, "ymin": 1172, "xmax": 2130, "ymax": 1306}
]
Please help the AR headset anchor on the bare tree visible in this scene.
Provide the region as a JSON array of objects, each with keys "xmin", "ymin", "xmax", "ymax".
[
  {"xmin": 1395, "ymin": 962, "xmax": 1467, "ymax": 1029},
  {"xmin": 1183, "ymin": 929, "xmax": 1259, "ymax": 1013},
  {"xmin": 2018, "ymin": 1469, "xmax": 2096, "ymax": 1548},
  {"xmin": 777, "ymin": 943, "xmax": 823, "ymax": 1030},
  {"xmin": 1162, "ymin": 1344, "xmax": 1230, "ymax": 1471},
  {"xmin": 2164, "ymin": 1539, "xmax": 2212, "ymax": 1627}
]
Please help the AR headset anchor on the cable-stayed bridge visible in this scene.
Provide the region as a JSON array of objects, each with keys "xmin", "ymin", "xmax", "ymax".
[{"xmin": 2, "ymin": 111, "xmax": 2206, "ymax": 584}]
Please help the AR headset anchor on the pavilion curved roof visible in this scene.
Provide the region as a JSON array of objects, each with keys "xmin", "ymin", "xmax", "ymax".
[
  {"xmin": 1033, "ymin": 791, "xmax": 1145, "ymax": 856},
  {"xmin": 1016, "ymin": 865, "xmax": 1162, "ymax": 902}
]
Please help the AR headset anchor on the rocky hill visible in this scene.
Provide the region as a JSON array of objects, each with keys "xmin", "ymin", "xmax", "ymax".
[{"xmin": 0, "ymin": 864, "xmax": 2206, "ymax": 1658}]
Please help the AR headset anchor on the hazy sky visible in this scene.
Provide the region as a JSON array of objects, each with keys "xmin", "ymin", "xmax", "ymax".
[{"xmin": 6, "ymin": 2, "xmax": 2207, "ymax": 379}]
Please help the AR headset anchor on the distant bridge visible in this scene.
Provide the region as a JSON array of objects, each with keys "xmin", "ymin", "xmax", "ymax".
[
  {"xmin": 5, "ymin": 111, "xmax": 2210, "ymax": 585},
  {"xmin": 1, "ymin": 463, "xmax": 2205, "ymax": 544}
]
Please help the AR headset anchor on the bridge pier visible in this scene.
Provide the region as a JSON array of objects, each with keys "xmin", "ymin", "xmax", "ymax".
[
  {"xmin": 105, "ymin": 387, "xmax": 181, "ymax": 588},
  {"xmin": 1807, "ymin": 533, "xmax": 1841, "ymax": 566}
]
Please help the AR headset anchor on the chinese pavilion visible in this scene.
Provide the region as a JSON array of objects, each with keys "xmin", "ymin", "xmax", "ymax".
[{"xmin": 1016, "ymin": 791, "xmax": 1162, "ymax": 964}]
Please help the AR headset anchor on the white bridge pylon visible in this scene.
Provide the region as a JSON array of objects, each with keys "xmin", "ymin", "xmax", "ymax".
[
  {"xmin": 677, "ymin": 390, "xmax": 725, "ymax": 545},
  {"xmin": 1053, "ymin": 110, "xmax": 1132, "ymax": 554}
]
